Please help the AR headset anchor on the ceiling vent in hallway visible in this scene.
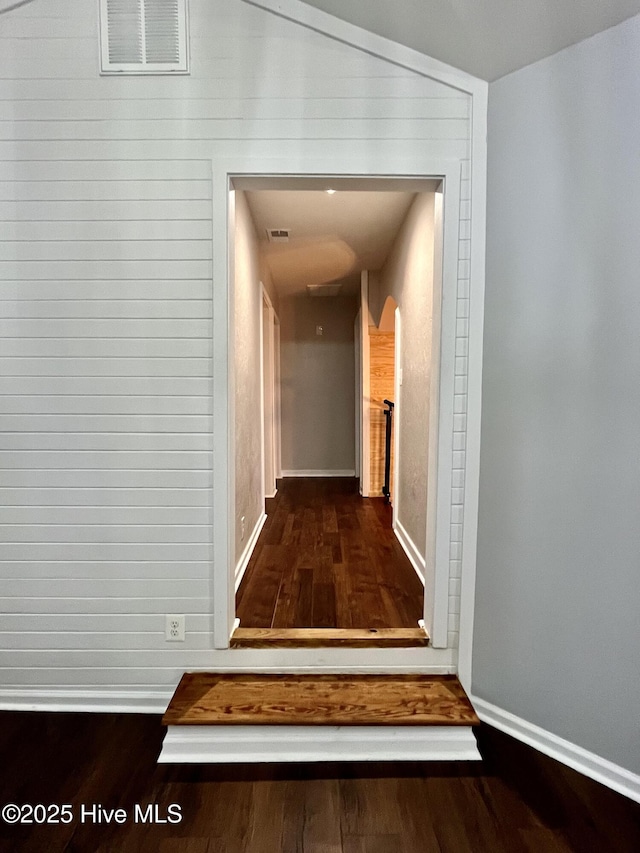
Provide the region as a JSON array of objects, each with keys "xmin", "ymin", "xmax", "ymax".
[
  {"xmin": 266, "ymin": 228, "xmax": 291, "ymax": 243},
  {"xmin": 99, "ymin": 0, "xmax": 189, "ymax": 74},
  {"xmin": 307, "ymin": 283, "xmax": 343, "ymax": 297}
]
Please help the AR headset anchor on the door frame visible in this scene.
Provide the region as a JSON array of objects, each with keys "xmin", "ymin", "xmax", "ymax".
[
  {"xmin": 392, "ymin": 306, "xmax": 401, "ymax": 526},
  {"xmin": 260, "ymin": 285, "xmax": 279, "ymax": 500},
  {"xmin": 212, "ymin": 155, "xmax": 480, "ymax": 684},
  {"xmin": 358, "ymin": 271, "xmax": 371, "ymax": 497},
  {"xmin": 354, "ymin": 309, "xmax": 361, "ymax": 483}
]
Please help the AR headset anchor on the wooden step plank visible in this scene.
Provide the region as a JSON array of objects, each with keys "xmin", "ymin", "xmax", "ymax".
[
  {"xmin": 162, "ymin": 674, "xmax": 480, "ymax": 727},
  {"xmin": 230, "ymin": 627, "xmax": 430, "ymax": 648}
]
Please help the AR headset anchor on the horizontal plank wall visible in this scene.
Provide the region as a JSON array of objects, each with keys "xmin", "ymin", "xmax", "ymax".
[{"xmin": 0, "ymin": 0, "xmax": 471, "ymax": 700}]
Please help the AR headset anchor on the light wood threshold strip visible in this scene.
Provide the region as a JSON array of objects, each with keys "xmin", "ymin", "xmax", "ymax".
[
  {"xmin": 230, "ymin": 627, "xmax": 429, "ymax": 648},
  {"xmin": 163, "ymin": 674, "xmax": 480, "ymax": 727}
]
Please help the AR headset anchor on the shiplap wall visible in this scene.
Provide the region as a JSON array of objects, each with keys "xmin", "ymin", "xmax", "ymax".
[{"xmin": 0, "ymin": 0, "xmax": 470, "ymax": 696}]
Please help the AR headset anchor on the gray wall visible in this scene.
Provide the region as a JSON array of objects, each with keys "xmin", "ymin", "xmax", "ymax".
[
  {"xmin": 475, "ymin": 15, "xmax": 640, "ymax": 775},
  {"xmin": 280, "ymin": 294, "xmax": 358, "ymax": 473}
]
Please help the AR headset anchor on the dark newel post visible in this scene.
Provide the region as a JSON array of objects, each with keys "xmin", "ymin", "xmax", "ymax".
[{"xmin": 382, "ymin": 399, "xmax": 394, "ymax": 503}]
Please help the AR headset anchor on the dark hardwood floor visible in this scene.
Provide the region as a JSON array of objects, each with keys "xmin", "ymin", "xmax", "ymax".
[
  {"xmin": 1, "ymin": 711, "xmax": 639, "ymax": 852},
  {"xmin": 236, "ymin": 477, "xmax": 424, "ymax": 629}
]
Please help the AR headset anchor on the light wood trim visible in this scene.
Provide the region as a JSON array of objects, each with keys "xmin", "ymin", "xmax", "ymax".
[
  {"xmin": 230, "ymin": 627, "xmax": 429, "ymax": 649},
  {"xmin": 163, "ymin": 673, "xmax": 480, "ymax": 727},
  {"xmin": 360, "ymin": 271, "xmax": 371, "ymax": 495},
  {"xmin": 369, "ymin": 327, "xmax": 395, "ymax": 496}
]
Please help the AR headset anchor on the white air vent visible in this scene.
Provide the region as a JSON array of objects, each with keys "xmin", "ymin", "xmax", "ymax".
[
  {"xmin": 99, "ymin": 0, "xmax": 189, "ymax": 75},
  {"xmin": 266, "ymin": 228, "xmax": 290, "ymax": 243},
  {"xmin": 307, "ymin": 283, "xmax": 343, "ymax": 297}
]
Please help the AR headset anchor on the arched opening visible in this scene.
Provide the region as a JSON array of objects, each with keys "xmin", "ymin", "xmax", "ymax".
[
  {"xmin": 369, "ymin": 296, "xmax": 397, "ymax": 502},
  {"xmin": 377, "ymin": 293, "xmax": 397, "ymax": 332}
]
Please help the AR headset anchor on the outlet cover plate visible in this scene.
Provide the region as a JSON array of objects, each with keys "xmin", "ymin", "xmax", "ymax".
[{"xmin": 166, "ymin": 614, "xmax": 185, "ymax": 642}]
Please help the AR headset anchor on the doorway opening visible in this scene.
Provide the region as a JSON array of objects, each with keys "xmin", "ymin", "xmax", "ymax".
[{"xmin": 230, "ymin": 176, "xmax": 446, "ymax": 649}]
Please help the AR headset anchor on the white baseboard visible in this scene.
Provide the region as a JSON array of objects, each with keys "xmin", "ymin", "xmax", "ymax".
[
  {"xmin": 472, "ymin": 696, "xmax": 640, "ymax": 804},
  {"xmin": 394, "ymin": 519, "xmax": 426, "ymax": 586},
  {"xmin": 160, "ymin": 724, "xmax": 481, "ymax": 763},
  {"xmin": 0, "ymin": 688, "xmax": 170, "ymax": 715},
  {"xmin": 265, "ymin": 489, "xmax": 278, "ymax": 498},
  {"xmin": 235, "ymin": 512, "xmax": 267, "ymax": 592},
  {"xmin": 281, "ymin": 469, "xmax": 356, "ymax": 477}
]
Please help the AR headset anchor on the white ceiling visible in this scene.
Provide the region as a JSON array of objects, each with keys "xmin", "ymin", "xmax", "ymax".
[
  {"xmin": 243, "ymin": 182, "xmax": 436, "ymax": 298},
  {"xmin": 299, "ymin": 0, "xmax": 640, "ymax": 81}
]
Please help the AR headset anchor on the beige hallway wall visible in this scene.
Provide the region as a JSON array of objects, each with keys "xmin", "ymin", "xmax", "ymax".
[
  {"xmin": 234, "ymin": 190, "xmax": 264, "ymax": 566},
  {"xmin": 376, "ymin": 193, "xmax": 436, "ymax": 557}
]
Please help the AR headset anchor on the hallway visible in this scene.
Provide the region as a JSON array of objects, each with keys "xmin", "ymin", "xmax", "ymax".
[{"xmin": 236, "ymin": 478, "xmax": 424, "ymax": 629}]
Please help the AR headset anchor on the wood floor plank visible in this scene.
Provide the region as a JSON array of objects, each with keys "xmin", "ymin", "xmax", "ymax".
[
  {"xmin": 348, "ymin": 559, "xmax": 392, "ymax": 629},
  {"xmin": 270, "ymin": 555, "xmax": 299, "ymax": 629},
  {"xmin": 315, "ymin": 541, "xmax": 335, "ymax": 584},
  {"xmin": 302, "ymin": 779, "xmax": 343, "ymax": 852},
  {"xmin": 340, "ymin": 778, "xmax": 406, "ymax": 836},
  {"xmin": 279, "ymin": 778, "xmax": 306, "ymax": 853},
  {"xmin": 230, "ymin": 627, "xmax": 429, "ymax": 648},
  {"xmin": 313, "ymin": 581, "xmax": 337, "ymax": 628},
  {"xmin": 333, "ymin": 563, "xmax": 354, "ymax": 628},
  {"xmin": 184, "ymin": 777, "xmax": 253, "ymax": 845},
  {"xmin": 377, "ymin": 584, "xmax": 408, "ymax": 628},
  {"xmin": 395, "ymin": 777, "xmax": 443, "ymax": 853},
  {"xmin": 294, "ymin": 566, "xmax": 314, "ymax": 627},
  {"xmin": 248, "ymin": 781, "xmax": 289, "ymax": 853},
  {"xmin": 158, "ymin": 840, "xmax": 222, "ymax": 853},
  {"xmin": 240, "ymin": 545, "xmax": 286, "ymax": 628},
  {"xmin": 327, "ymin": 531, "xmax": 344, "ymax": 564},
  {"xmin": 518, "ymin": 828, "xmax": 575, "ymax": 852},
  {"xmin": 342, "ymin": 835, "xmax": 407, "ymax": 853},
  {"xmin": 162, "ymin": 674, "xmax": 479, "ymax": 727},
  {"xmin": 322, "ymin": 502, "xmax": 339, "ymax": 533},
  {"xmin": 280, "ymin": 511, "xmax": 297, "ymax": 546}
]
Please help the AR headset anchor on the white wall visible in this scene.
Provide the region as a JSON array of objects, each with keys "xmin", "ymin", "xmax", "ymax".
[
  {"xmin": 0, "ymin": 0, "xmax": 472, "ymax": 698},
  {"xmin": 376, "ymin": 194, "xmax": 435, "ymax": 557},
  {"xmin": 233, "ymin": 190, "xmax": 264, "ymax": 565},
  {"xmin": 280, "ymin": 294, "xmax": 358, "ymax": 473},
  {"xmin": 475, "ymin": 15, "xmax": 640, "ymax": 777}
]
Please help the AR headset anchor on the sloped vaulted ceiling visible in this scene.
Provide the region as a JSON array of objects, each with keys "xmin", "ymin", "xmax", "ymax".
[{"xmin": 298, "ymin": 0, "xmax": 640, "ymax": 80}]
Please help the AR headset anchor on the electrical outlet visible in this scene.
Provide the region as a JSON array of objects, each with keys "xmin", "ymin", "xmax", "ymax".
[
  {"xmin": 241, "ymin": 515, "xmax": 245, "ymax": 541},
  {"xmin": 165, "ymin": 614, "xmax": 185, "ymax": 642}
]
